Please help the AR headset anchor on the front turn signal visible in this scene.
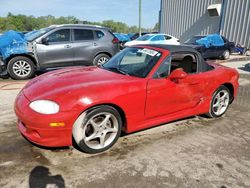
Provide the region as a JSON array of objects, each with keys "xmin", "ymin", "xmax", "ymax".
[{"xmin": 49, "ymin": 122, "xmax": 65, "ymax": 127}]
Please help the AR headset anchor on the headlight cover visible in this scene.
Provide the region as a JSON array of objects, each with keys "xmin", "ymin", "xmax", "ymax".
[{"xmin": 29, "ymin": 100, "xmax": 59, "ymax": 114}]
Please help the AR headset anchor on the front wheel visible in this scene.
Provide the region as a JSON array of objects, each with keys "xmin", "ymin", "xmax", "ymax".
[
  {"xmin": 206, "ymin": 86, "xmax": 231, "ymax": 118},
  {"xmin": 73, "ymin": 106, "xmax": 122, "ymax": 154},
  {"xmin": 7, "ymin": 56, "xmax": 35, "ymax": 80}
]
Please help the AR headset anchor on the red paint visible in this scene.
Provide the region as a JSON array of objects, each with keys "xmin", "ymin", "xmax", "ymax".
[{"xmin": 15, "ymin": 46, "xmax": 239, "ymax": 147}]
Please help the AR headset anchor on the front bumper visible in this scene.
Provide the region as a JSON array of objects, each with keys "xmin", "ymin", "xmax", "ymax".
[
  {"xmin": 15, "ymin": 91, "xmax": 80, "ymax": 147},
  {"xmin": 0, "ymin": 57, "xmax": 8, "ymax": 77}
]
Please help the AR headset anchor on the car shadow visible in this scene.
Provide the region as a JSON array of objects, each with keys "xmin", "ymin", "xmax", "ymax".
[
  {"xmin": 238, "ymin": 63, "xmax": 250, "ymax": 72},
  {"xmin": 29, "ymin": 166, "xmax": 65, "ymax": 188}
]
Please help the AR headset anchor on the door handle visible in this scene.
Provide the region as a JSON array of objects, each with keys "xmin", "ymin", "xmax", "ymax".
[
  {"xmin": 64, "ymin": 45, "xmax": 72, "ymax": 49},
  {"xmin": 93, "ymin": 43, "xmax": 98, "ymax": 46}
]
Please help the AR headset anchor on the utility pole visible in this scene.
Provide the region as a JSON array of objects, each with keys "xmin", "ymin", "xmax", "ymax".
[{"xmin": 139, "ymin": 0, "xmax": 142, "ymax": 36}]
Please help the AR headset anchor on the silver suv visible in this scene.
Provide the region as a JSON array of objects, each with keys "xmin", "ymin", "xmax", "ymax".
[{"xmin": 0, "ymin": 24, "xmax": 119, "ymax": 80}]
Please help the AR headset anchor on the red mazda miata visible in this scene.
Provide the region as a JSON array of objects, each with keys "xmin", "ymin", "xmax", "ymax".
[{"xmin": 15, "ymin": 45, "xmax": 239, "ymax": 153}]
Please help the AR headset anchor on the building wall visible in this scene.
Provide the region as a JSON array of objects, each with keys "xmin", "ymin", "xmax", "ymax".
[
  {"xmin": 160, "ymin": 0, "xmax": 250, "ymax": 48},
  {"xmin": 221, "ymin": 0, "xmax": 250, "ymax": 48}
]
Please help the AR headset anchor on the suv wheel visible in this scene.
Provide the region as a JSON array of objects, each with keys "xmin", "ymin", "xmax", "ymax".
[
  {"xmin": 93, "ymin": 54, "xmax": 110, "ymax": 66},
  {"xmin": 7, "ymin": 56, "xmax": 35, "ymax": 80}
]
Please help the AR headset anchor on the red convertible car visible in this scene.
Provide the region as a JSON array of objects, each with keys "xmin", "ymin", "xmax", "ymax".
[{"xmin": 15, "ymin": 44, "xmax": 239, "ymax": 153}]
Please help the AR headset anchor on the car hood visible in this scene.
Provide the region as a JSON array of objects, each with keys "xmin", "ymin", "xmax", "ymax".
[
  {"xmin": 184, "ymin": 43, "xmax": 201, "ymax": 48},
  {"xmin": 23, "ymin": 66, "xmax": 137, "ymax": 101},
  {"xmin": 0, "ymin": 30, "xmax": 29, "ymax": 60},
  {"xmin": 183, "ymin": 44, "xmax": 203, "ymax": 50}
]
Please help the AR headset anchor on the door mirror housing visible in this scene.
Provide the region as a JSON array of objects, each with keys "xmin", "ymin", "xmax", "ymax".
[
  {"xmin": 41, "ymin": 37, "xmax": 49, "ymax": 45},
  {"xmin": 169, "ymin": 68, "xmax": 187, "ymax": 81}
]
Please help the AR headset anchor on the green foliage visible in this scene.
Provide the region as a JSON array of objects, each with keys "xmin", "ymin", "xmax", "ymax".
[
  {"xmin": 0, "ymin": 13, "xmax": 155, "ymax": 34},
  {"xmin": 153, "ymin": 22, "xmax": 159, "ymax": 32}
]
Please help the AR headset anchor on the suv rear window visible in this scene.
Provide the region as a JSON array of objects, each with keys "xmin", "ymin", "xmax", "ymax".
[{"xmin": 74, "ymin": 29, "xmax": 94, "ymax": 41}]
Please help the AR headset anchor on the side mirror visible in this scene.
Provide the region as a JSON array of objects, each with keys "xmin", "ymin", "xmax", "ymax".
[
  {"xmin": 41, "ymin": 37, "xmax": 49, "ymax": 45},
  {"xmin": 169, "ymin": 68, "xmax": 187, "ymax": 81}
]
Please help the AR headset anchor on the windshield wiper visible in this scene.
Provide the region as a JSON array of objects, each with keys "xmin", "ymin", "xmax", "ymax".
[{"xmin": 103, "ymin": 66, "xmax": 130, "ymax": 76}]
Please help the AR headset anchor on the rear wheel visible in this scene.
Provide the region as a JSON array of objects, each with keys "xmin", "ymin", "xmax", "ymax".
[
  {"xmin": 73, "ymin": 105, "xmax": 122, "ymax": 153},
  {"xmin": 206, "ymin": 86, "xmax": 231, "ymax": 118},
  {"xmin": 245, "ymin": 49, "xmax": 250, "ymax": 56},
  {"xmin": 93, "ymin": 54, "xmax": 110, "ymax": 66},
  {"xmin": 7, "ymin": 56, "xmax": 35, "ymax": 80},
  {"xmin": 222, "ymin": 50, "xmax": 230, "ymax": 60}
]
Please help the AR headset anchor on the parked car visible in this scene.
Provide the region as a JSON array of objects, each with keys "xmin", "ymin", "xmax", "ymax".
[
  {"xmin": 0, "ymin": 24, "xmax": 119, "ymax": 80},
  {"xmin": 127, "ymin": 33, "xmax": 135, "ymax": 39},
  {"xmin": 113, "ymin": 33, "xmax": 131, "ymax": 49},
  {"xmin": 184, "ymin": 35, "xmax": 235, "ymax": 60},
  {"xmin": 15, "ymin": 44, "xmax": 239, "ymax": 154},
  {"xmin": 124, "ymin": 34, "xmax": 180, "ymax": 47},
  {"xmin": 129, "ymin": 32, "xmax": 150, "ymax": 40}
]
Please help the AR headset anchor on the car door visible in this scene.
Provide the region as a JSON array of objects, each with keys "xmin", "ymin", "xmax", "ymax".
[
  {"xmin": 145, "ymin": 53, "xmax": 205, "ymax": 118},
  {"xmin": 71, "ymin": 28, "xmax": 96, "ymax": 66},
  {"xmin": 204, "ymin": 45, "xmax": 219, "ymax": 58},
  {"xmin": 36, "ymin": 29, "xmax": 74, "ymax": 68}
]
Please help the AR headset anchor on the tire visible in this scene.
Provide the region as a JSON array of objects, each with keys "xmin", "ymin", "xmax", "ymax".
[
  {"xmin": 73, "ymin": 105, "xmax": 122, "ymax": 154},
  {"xmin": 245, "ymin": 49, "xmax": 250, "ymax": 56},
  {"xmin": 7, "ymin": 56, "xmax": 35, "ymax": 80},
  {"xmin": 93, "ymin": 54, "xmax": 110, "ymax": 66},
  {"xmin": 206, "ymin": 86, "xmax": 231, "ymax": 118},
  {"xmin": 222, "ymin": 50, "xmax": 230, "ymax": 60},
  {"xmin": 1, "ymin": 75, "xmax": 9, "ymax": 79}
]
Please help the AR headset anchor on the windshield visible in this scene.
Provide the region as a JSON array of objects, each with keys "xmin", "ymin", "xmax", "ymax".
[
  {"xmin": 136, "ymin": 34, "xmax": 152, "ymax": 41},
  {"xmin": 24, "ymin": 27, "xmax": 54, "ymax": 41},
  {"xmin": 102, "ymin": 47, "xmax": 162, "ymax": 78},
  {"xmin": 185, "ymin": 36, "xmax": 204, "ymax": 44}
]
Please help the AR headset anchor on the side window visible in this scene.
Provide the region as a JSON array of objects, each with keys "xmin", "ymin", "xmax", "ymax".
[
  {"xmin": 170, "ymin": 53, "xmax": 198, "ymax": 74},
  {"xmin": 151, "ymin": 35, "xmax": 165, "ymax": 41},
  {"xmin": 164, "ymin": 35, "xmax": 172, "ymax": 40},
  {"xmin": 47, "ymin": 29, "xmax": 70, "ymax": 43},
  {"xmin": 74, "ymin": 29, "xmax": 94, "ymax": 41},
  {"xmin": 153, "ymin": 56, "xmax": 171, "ymax": 78},
  {"xmin": 95, "ymin": 30, "xmax": 105, "ymax": 39}
]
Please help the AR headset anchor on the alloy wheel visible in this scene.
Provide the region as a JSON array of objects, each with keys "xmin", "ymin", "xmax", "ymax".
[
  {"xmin": 212, "ymin": 90, "xmax": 230, "ymax": 116},
  {"xmin": 12, "ymin": 60, "xmax": 31, "ymax": 78},
  {"xmin": 82, "ymin": 112, "xmax": 118, "ymax": 150},
  {"xmin": 224, "ymin": 50, "xmax": 230, "ymax": 59},
  {"xmin": 97, "ymin": 57, "xmax": 109, "ymax": 65}
]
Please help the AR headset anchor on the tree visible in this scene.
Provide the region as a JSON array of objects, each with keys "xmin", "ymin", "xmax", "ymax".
[
  {"xmin": 0, "ymin": 13, "xmax": 152, "ymax": 33},
  {"xmin": 153, "ymin": 23, "xmax": 159, "ymax": 32}
]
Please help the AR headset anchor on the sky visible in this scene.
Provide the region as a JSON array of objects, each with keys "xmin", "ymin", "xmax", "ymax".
[{"xmin": 0, "ymin": 0, "xmax": 161, "ymax": 28}]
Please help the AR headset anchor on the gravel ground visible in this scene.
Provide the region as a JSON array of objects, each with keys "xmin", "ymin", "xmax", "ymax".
[{"xmin": 0, "ymin": 61, "xmax": 250, "ymax": 188}]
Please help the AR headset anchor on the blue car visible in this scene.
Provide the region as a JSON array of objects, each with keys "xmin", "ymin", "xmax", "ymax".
[{"xmin": 114, "ymin": 33, "xmax": 131, "ymax": 49}]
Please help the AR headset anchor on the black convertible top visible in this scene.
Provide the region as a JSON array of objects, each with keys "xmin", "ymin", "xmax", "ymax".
[{"xmin": 135, "ymin": 44, "xmax": 213, "ymax": 72}]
